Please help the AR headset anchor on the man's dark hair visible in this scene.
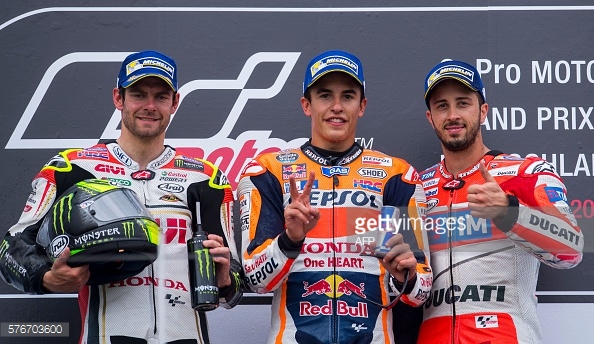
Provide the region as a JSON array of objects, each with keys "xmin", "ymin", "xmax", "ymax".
[{"xmin": 303, "ymin": 84, "xmax": 365, "ymax": 103}]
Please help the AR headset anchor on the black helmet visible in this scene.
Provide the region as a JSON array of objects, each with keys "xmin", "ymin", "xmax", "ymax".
[{"xmin": 37, "ymin": 179, "xmax": 160, "ymax": 285}]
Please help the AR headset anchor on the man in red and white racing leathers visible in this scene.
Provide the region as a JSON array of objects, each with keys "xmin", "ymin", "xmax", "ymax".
[
  {"xmin": 417, "ymin": 59, "xmax": 583, "ymax": 344},
  {"xmin": 0, "ymin": 51, "xmax": 243, "ymax": 344},
  {"xmin": 238, "ymin": 50, "xmax": 432, "ymax": 344}
]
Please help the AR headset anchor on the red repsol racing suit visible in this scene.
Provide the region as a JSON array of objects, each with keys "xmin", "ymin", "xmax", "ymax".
[
  {"xmin": 0, "ymin": 141, "xmax": 243, "ymax": 344},
  {"xmin": 417, "ymin": 151, "xmax": 583, "ymax": 344},
  {"xmin": 238, "ymin": 141, "xmax": 433, "ymax": 344}
]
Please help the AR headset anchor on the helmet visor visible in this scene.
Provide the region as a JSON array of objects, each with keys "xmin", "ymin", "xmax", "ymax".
[
  {"xmin": 36, "ymin": 184, "xmax": 156, "ymax": 258},
  {"xmin": 85, "ymin": 188, "xmax": 153, "ymax": 223}
]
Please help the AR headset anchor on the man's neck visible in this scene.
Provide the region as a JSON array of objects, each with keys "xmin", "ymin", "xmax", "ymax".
[
  {"xmin": 442, "ymin": 141, "xmax": 490, "ymax": 177},
  {"xmin": 116, "ymin": 136, "xmax": 165, "ymax": 170}
]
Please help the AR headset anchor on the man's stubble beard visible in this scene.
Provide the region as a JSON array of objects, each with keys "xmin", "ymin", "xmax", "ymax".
[
  {"xmin": 121, "ymin": 110, "xmax": 168, "ymax": 141},
  {"xmin": 434, "ymin": 112, "xmax": 481, "ymax": 152}
]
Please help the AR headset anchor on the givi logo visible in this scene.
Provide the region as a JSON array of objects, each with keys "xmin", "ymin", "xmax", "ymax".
[{"xmin": 95, "ymin": 164, "xmax": 125, "ymax": 175}]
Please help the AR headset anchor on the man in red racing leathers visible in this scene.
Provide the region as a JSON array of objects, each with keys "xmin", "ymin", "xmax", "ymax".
[
  {"xmin": 0, "ymin": 50, "xmax": 243, "ymax": 344},
  {"xmin": 417, "ymin": 59, "xmax": 583, "ymax": 344},
  {"xmin": 238, "ymin": 50, "xmax": 432, "ymax": 344}
]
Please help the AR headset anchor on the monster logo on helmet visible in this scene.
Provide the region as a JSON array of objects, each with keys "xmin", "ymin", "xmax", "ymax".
[{"xmin": 37, "ymin": 179, "xmax": 160, "ymax": 285}]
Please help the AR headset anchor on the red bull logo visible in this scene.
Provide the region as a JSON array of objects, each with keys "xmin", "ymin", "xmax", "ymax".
[
  {"xmin": 300, "ymin": 300, "xmax": 368, "ymax": 317},
  {"xmin": 302, "ymin": 280, "xmax": 332, "ymax": 297},
  {"xmin": 336, "ymin": 279, "xmax": 366, "ymax": 299},
  {"xmin": 282, "ymin": 163, "xmax": 307, "ymax": 180},
  {"xmin": 300, "ymin": 275, "xmax": 369, "ymax": 317},
  {"xmin": 301, "ymin": 274, "xmax": 366, "ymax": 299}
]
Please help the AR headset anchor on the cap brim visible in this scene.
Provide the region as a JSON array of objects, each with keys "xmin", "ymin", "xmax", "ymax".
[
  {"xmin": 305, "ymin": 68, "xmax": 363, "ymax": 93},
  {"xmin": 121, "ymin": 72, "xmax": 176, "ymax": 91},
  {"xmin": 424, "ymin": 75, "xmax": 478, "ymax": 101}
]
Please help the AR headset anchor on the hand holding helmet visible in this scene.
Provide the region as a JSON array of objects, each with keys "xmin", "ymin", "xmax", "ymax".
[
  {"xmin": 42, "ymin": 247, "xmax": 90, "ymax": 293},
  {"xmin": 37, "ymin": 179, "xmax": 160, "ymax": 286}
]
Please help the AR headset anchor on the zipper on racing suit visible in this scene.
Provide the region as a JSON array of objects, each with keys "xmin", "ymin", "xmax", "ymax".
[
  {"xmin": 447, "ymin": 187, "xmax": 456, "ymax": 344},
  {"xmin": 138, "ymin": 178, "xmax": 158, "ymax": 335},
  {"xmin": 301, "ymin": 142, "xmax": 363, "ymax": 344},
  {"xmin": 443, "ymin": 175, "xmax": 467, "ymax": 344},
  {"xmin": 332, "ymin": 170, "xmax": 339, "ymax": 344}
]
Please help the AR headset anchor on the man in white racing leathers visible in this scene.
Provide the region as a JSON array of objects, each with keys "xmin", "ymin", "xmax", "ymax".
[
  {"xmin": 0, "ymin": 50, "xmax": 243, "ymax": 344},
  {"xmin": 238, "ymin": 50, "xmax": 433, "ymax": 344},
  {"xmin": 416, "ymin": 59, "xmax": 584, "ymax": 344}
]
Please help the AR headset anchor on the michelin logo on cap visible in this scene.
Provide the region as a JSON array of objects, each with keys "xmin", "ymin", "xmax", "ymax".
[
  {"xmin": 310, "ymin": 56, "xmax": 359, "ymax": 79},
  {"xmin": 117, "ymin": 50, "xmax": 178, "ymax": 91},
  {"xmin": 303, "ymin": 50, "xmax": 365, "ymax": 94},
  {"xmin": 426, "ymin": 65, "xmax": 474, "ymax": 88},
  {"xmin": 126, "ymin": 58, "xmax": 175, "ymax": 78},
  {"xmin": 424, "ymin": 59, "xmax": 486, "ymax": 106}
]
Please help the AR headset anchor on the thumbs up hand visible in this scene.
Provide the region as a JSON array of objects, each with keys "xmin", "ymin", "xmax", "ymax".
[{"xmin": 466, "ymin": 161, "xmax": 510, "ymax": 219}]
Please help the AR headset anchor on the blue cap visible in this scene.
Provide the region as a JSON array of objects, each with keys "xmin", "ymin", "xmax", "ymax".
[
  {"xmin": 117, "ymin": 50, "xmax": 178, "ymax": 91},
  {"xmin": 424, "ymin": 59, "xmax": 485, "ymax": 106},
  {"xmin": 303, "ymin": 50, "xmax": 365, "ymax": 94}
]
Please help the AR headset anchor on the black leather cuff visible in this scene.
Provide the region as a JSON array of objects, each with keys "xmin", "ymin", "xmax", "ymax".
[
  {"xmin": 493, "ymin": 195, "xmax": 519, "ymax": 233},
  {"xmin": 393, "ymin": 274, "xmax": 416, "ymax": 295},
  {"xmin": 278, "ymin": 232, "xmax": 304, "ymax": 259},
  {"xmin": 218, "ymin": 271, "xmax": 237, "ymax": 298}
]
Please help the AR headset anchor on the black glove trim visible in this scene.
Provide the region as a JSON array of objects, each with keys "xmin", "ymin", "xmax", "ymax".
[
  {"xmin": 493, "ymin": 195, "xmax": 519, "ymax": 233},
  {"xmin": 278, "ymin": 232, "xmax": 304, "ymax": 259}
]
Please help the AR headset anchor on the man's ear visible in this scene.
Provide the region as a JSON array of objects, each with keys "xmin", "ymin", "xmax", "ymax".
[
  {"xmin": 426, "ymin": 109, "xmax": 435, "ymax": 129},
  {"xmin": 358, "ymin": 98, "xmax": 367, "ymax": 118},
  {"xmin": 171, "ymin": 92, "xmax": 180, "ymax": 114},
  {"xmin": 301, "ymin": 97, "xmax": 312, "ymax": 118},
  {"xmin": 479, "ymin": 102, "xmax": 489, "ymax": 124},
  {"xmin": 113, "ymin": 88, "xmax": 124, "ymax": 110}
]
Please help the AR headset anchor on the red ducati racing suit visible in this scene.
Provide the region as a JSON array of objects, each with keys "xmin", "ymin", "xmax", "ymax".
[
  {"xmin": 238, "ymin": 142, "xmax": 433, "ymax": 344},
  {"xmin": 417, "ymin": 151, "xmax": 583, "ymax": 344},
  {"xmin": 0, "ymin": 141, "xmax": 243, "ymax": 344}
]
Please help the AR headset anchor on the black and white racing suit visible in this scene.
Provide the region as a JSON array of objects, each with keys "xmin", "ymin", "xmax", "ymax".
[{"xmin": 0, "ymin": 141, "xmax": 243, "ymax": 344}]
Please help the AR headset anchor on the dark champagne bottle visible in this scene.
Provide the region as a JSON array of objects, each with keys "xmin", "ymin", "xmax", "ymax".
[{"xmin": 187, "ymin": 202, "xmax": 219, "ymax": 311}]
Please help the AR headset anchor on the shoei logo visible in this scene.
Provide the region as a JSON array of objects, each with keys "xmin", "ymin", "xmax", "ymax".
[{"xmin": 6, "ymin": 52, "xmax": 307, "ymax": 189}]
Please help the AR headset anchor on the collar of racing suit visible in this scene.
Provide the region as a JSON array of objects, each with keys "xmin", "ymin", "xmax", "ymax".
[
  {"xmin": 439, "ymin": 150, "xmax": 504, "ymax": 180},
  {"xmin": 300, "ymin": 140, "xmax": 364, "ymax": 166}
]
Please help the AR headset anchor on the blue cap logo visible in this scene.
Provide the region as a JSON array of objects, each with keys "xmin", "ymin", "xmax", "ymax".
[
  {"xmin": 117, "ymin": 50, "xmax": 178, "ymax": 91},
  {"xmin": 424, "ymin": 59, "xmax": 485, "ymax": 106},
  {"xmin": 303, "ymin": 50, "xmax": 364, "ymax": 94}
]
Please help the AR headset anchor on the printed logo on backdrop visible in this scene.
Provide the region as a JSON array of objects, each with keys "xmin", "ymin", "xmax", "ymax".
[
  {"xmin": 6, "ymin": 52, "xmax": 304, "ymax": 187},
  {"xmin": 5, "ymin": 51, "xmax": 375, "ymax": 188}
]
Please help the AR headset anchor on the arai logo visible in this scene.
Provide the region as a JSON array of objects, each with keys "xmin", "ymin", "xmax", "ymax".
[
  {"xmin": 158, "ymin": 183, "xmax": 185, "ymax": 193},
  {"xmin": 50, "ymin": 235, "xmax": 69, "ymax": 259}
]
